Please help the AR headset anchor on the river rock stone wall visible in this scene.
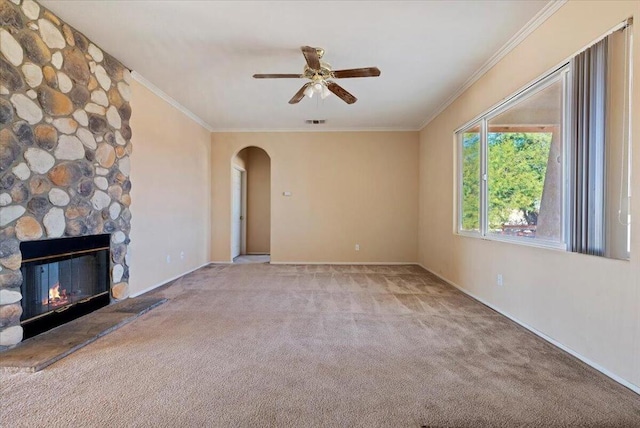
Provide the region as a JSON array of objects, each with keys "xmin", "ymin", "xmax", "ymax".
[{"xmin": 0, "ymin": 0, "xmax": 132, "ymax": 348}]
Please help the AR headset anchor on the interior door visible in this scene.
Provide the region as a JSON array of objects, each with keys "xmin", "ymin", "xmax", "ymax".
[{"xmin": 231, "ymin": 168, "xmax": 243, "ymax": 259}]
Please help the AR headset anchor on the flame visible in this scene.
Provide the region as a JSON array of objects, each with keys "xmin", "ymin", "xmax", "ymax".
[
  {"xmin": 49, "ymin": 283, "xmax": 61, "ymax": 300},
  {"xmin": 42, "ymin": 283, "xmax": 68, "ymax": 307}
]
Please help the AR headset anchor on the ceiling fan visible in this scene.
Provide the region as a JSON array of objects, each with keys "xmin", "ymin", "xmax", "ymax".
[{"xmin": 253, "ymin": 46, "xmax": 381, "ymax": 105}]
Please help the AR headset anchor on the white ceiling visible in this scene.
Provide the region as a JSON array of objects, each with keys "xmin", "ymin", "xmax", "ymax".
[{"xmin": 41, "ymin": 0, "xmax": 550, "ymax": 131}]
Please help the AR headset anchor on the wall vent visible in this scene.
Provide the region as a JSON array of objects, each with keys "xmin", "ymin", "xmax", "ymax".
[{"xmin": 305, "ymin": 120, "xmax": 326, "ymax": 125}]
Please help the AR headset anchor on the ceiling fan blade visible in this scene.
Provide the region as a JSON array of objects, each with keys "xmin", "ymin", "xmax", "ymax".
[
  {"xmin": 332, "ymin": 67, "xmax": 381, "ymax": 79},
  {"xmin": 327, "ymin": 81, "xmax": 357, "ymax": 104},
  {"xmin": 301, "ymin": 46, "xmax": 321, "ymax": 70},
  {"xmin": 253, "ymin": 73, "xmax": 302, "ymax": 79},
  {"xmin": 289, "ymin": 83, "xmax": 311, "ymax": 104}
]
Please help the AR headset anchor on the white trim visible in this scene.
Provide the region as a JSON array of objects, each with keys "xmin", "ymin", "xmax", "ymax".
[
  {"xmin": 452, "ymin": 18, "xmax": 629, "ymax": 135},
  {"xmin": 473, "ymin": 233, "xmax": 567, "ymax": 252},
  {"xmin": 484, "ymin": 67, "xmax": 566, "ymax": 123},
  {"xmin": 130, "ymin": 71, "xmax": 214, "ymax": 132},
  {"xmin": 269, "ymin": 261, "xmax": 419, "ymax": 265},
  {"xmin": 454, "ymin": 62, "xmax": 569, "ymax": 134},
  {"xmin": 241, "ymin": 169, "xmax": 247, "ymax": 256},
  {"xmin": 129, "ymin": 262, "xmax": 211, "ymax": 297},
  {"xmin": 230, "ymin": 166, "xmax": 244, "ymax": 259},
  {"xmin": 231, "ymin": 165, "xmax": 247, "ymax": 256},
  {"xmin": 419, "ymin": 0, "xmax": 567, "ymax": 131},
  {"xmin": 130, "ymin": 2, "xmax": 568, "ymax": 134},
  {"xmin": 416, "ymin": 263, "xmax": 640, "ymax": 395},
  {"xmin": 211, "ymin": 127, "xmax": 419, "ymax": 133},
  {"xmin": 211, "ymin": 260, "xmax": 233, "ymax": 264}
]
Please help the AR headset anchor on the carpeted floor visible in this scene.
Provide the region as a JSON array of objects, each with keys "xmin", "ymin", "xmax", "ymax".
[
  {"xmin": 233, "ymin": 254, "xmax": 271, "ymax": 264},
  {"xmin": 1, "ymin": 264, "xmax": 639, "ymax": 427}
]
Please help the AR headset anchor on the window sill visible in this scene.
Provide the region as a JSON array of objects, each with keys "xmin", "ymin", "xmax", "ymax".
[{"xmin": 456, "ymin": 231, "xmax": 567, "ymax": 252}]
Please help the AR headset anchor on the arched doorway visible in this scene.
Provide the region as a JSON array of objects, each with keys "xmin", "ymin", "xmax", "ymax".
[{"xmin": 230, "ymin": 147, "xmax": 271, "ymax": 262}]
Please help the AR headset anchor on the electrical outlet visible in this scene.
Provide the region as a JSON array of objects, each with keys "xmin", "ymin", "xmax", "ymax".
[
  {"xmin": 355, "ymin": 244, "xmax": 360, "ymax": 251},
  {"xmin": 497, "ymin": 274, "xmax": 503, "ymax": 286},
  {"xmin": 180, "ymin": 251, "xmax": 185, "ymax": 260},
  {"xmin": 166, "ymin": 255, "xmax": 171, "ymax": 264}
]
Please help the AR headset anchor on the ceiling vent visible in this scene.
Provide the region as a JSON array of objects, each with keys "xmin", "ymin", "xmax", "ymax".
[{"xmin": 305, "ymin": 120, "xmax": 326, "ymax": 125}]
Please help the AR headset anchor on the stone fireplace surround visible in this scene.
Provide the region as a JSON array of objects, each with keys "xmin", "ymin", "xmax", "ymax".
[{"xmin": 0, "ymin": 0, "xmax": 132, "ymax": 348}]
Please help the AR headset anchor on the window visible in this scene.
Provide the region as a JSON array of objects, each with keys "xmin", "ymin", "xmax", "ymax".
[
  {"xmin": 457, "ymin": 69, "xmax": 567, "ymax": 248},
  {"xmin": 459, "ymin": 125, "xmax": 481, "ymax": 233},
  {"xmin": 486, "ymin": 74, "xmax": 565, "ymax": 244},
  {"xmin": 456, "ymin": 20, "xmax": 632, "ymax": 259}
]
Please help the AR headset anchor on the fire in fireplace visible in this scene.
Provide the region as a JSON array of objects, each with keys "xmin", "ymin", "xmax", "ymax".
[
  {"xmin": 46, "ymin": 283, "xmax": 67, "ymax": 307},
  {"xmin": 20, "ymin": 235, "xmax": 111, "ymax": 339}
]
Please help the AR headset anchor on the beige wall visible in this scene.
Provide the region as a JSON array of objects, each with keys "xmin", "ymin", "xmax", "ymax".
[
  {"xmin": 129, "ymin": 80, "xmax": 211, "ymax": 295},
  {"xmin": 418, "ymin": 0, "xmax": 639, "ymax": 390},
  {"xmin": 211, "ymin": 132, "xmax": 419, "ymax": 263},
  {"xmin": 246, "ymin": 148, "xmax": 271, "ymax": 254},
  {"xmin": 233, "ymin": 149, "xmax": 247, "ymax": 169}
]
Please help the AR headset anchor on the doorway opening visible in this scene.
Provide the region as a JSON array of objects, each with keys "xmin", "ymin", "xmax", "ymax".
[{"xmin": 231, "ymin": 147, "xmax": 271, "ymax": 263}]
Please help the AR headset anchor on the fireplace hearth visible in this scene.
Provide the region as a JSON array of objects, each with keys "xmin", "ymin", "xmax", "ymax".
[{"xmin": 19, "ymin": 235, "xmax": 111, "ymax": 340}]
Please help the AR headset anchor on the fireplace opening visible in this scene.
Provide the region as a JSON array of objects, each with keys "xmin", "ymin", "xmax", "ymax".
[{"xmin": 20, "ymin": 235, "xmax": 111, "ymax": 340}]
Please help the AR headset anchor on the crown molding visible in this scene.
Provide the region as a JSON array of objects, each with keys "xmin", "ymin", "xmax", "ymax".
[
  {"xmin": 211, "ymin": 127, "xmax": 419, "ymax": 133},
  {"xmin": 418, "ymin": 0, "xmax": 567, "ymax": 131},
  {"xmin": 131, "ymin": 1, "xmax": 566, "ymax": 134},
  {"xmin": 130, "ymin": 71, "xmax": 214, "ymax": 132},
  {"xmin": 130, "ymin": 70, "xmax": 417, "ymax": 133}
]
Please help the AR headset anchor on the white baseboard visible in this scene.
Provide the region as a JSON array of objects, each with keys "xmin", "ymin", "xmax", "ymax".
[
  {"xmin": 416, "ymin": 264, "xmax": 640, "ymax": 395},
  {"xmin": 129, "ymin": 262, "xmax": 211, "ymax": 297},
  {"xmin": 269, "ymin": 261, "xmax": 419, "ymax": 265},
  {"xmin": 210, "ymin": 260, "xmax": 233, "ymax": 264}
]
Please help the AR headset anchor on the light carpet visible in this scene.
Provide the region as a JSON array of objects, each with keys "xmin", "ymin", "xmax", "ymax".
[{"xmin": 1, "ymin": 263, "xmax": 639, "ymax": 427}]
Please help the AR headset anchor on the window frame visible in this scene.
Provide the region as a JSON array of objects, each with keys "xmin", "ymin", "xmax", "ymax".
[
  {"xmin": 456, "ymin": 119, "xmax": 483, "ymax": 238},
  {"xmin": 455, "ymin": 65, "xmax": 570, "ymax": 251}
]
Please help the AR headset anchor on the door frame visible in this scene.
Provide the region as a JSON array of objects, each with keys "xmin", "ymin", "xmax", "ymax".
[{"xmin": 231, "ymin": 165, "xmax": 247, "ymax": 259}]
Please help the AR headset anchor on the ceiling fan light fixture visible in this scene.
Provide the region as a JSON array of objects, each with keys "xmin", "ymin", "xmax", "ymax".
[
  {"xmin": 304, "ymin": 85, "xmax": 314, "ymax": 98},
  {"xmin": 321, "ymin": 83, "xmax": 330, "ymax": 99}
]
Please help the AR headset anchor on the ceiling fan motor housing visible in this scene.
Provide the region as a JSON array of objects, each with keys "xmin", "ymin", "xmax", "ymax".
[{"xmin": 303, "ymin": 63, "xmax": 333, "ymax": 80}]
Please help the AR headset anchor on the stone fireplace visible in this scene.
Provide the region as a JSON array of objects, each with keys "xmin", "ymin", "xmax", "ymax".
[
  {"xmin": 0, "ymin": 0, "xmax": 132, "ymax": 348},
  {"xmin": 19, "ymin": 234, "xmax": 110, "ymax": 339}
]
